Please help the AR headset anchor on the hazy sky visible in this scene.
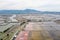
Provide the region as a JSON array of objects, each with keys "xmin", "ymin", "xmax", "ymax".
[{"xmin": 0, "ymin": 0, "xmax": 60, "ymax": 11}]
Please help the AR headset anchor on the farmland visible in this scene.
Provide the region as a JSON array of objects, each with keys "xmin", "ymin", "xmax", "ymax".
[
  {"xmin": 0, "ymin": 14, "xmax": 60, "ymax": 40},
  {"xmin": 15, "ymin": 14, "xmax": 60, "ymax": 40}
]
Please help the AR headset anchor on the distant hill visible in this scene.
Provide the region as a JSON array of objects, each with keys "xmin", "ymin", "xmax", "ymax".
[{"xmin": 0, "ymin": 9, "xmax": 60, "ymax": 14}]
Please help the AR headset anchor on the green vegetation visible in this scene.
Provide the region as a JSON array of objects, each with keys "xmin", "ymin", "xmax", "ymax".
[
  {"xmin": 0, "ymin": 25, "xmax": 19, "ymax": 40},
  {"xmin": 0, "ymin": 22, "xmax": 27, "ymax": 40},
  {"xmin": 0, "ymin": 23, "xmax": 16, "ymax": 32}
]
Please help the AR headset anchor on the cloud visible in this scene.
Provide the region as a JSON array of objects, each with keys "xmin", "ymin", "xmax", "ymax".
[{"xmin": 0, "ymin": 0, "xmax": 60, "ymax": 11}]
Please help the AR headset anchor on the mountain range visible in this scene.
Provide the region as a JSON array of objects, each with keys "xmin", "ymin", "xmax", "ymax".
[{"xmin": 0, "ymin": 9, "xmax": 60, "ymax": 14}]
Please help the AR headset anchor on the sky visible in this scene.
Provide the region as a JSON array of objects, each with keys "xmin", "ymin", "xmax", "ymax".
[{"xmin": 0, "ymin": 0, "xmax": 60, "ymax": 11}]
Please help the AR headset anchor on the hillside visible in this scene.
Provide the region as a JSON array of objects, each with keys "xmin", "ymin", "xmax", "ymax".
[{"xmin": 0, "ymin": 9, "xmax": 60, "ymax": 14}]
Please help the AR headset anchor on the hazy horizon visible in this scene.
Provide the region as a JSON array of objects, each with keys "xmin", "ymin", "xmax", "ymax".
[{"xmin": 0, "ymin": 0, "xmax": 60, "ymax": 12}]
